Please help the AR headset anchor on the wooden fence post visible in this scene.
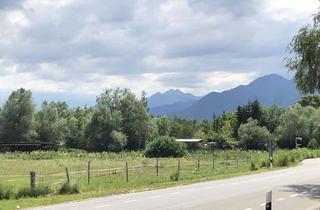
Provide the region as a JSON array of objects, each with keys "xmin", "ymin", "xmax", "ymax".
[
  {"xmin": 212, "ymin": 156, "xmax": 215, "ymax": 170},
  {"xmin": 125, "ymin": 162, "xmax": 129, "ymax": 182},
  {"xmin": 30, "ymin": 171, "xmax": 36, "ymax": 189},
  {"xmin": 225, "ymin": 157, "xmax": 228, "ymax": 168},
  {"xmin": 88, "ymin": 160, "xmax": 91, "ymax": 185},
  {"xmin": 177, "ymin": 159, "xmax": 180, "ymax": 173},
  {"xmin": 65, "ymin": 167, "xmax": 70, "ymax": 183},
  {"xmin": 156, "ymin": 159, "xmax": 159, "ymax": 176},
  {"xmin": 197, "ymin": 159, "xmax": 200, "ymax": 171}
]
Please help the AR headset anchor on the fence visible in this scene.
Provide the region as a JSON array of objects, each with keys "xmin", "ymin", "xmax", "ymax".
[{"xmin": 0, "ymin": 156, "xmax": 252, "ymax": 191}]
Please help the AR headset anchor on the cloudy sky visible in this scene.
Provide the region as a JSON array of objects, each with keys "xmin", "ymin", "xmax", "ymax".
[{"xmin": 0, "ymin": 0, "xmax": 318, "ymax": 106}]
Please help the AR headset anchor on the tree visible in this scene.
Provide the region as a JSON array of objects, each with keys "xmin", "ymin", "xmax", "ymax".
[
  {"xmin": 297, "ymin": 94, "xmax": 320, "ymax": 108},
  {"xmin": 286, "ymin": 13, "xmax": 320, "ymax": 94},
  {"xmin": 119, "ymin": 90, "xmax": 154, "ymax": 150},
  {"xmin": 235, "ymin": 99, "xmax": 263, "ymax": 138},
  {"xmin": 156, "ymin": 116, "xmax": 171, "ymax": 136},
  {"xmin": 238, "ymin": 118, "xmax": 270, "ymax": 150},
  {"xmin": 144, "ymin": 136, "xmax": 186, "ymax": 158},
  {"xmin": 65, "ymin": 107, "xmax": 89, "ymax": 149},
  {"xmin": 276, "ymin": 104, "xmax": 314, "ymax": 148},
  {"xmin": 85, "ymin": 106, "xmax": 122, "ymax": 151},
  {"xmin": 36, "ymin": 101, "xmax": 67, "ymax": 144},
  {"xmin": 261, "ymin": 105, "xmax": 284, "ymax": 133},
  {"xmin": 0, "ymin": 88, "xmax": 35, "ymax": 142},
  {"xmin": 92, "ymin": 88, "xmax": 154, "ymax": 151}
]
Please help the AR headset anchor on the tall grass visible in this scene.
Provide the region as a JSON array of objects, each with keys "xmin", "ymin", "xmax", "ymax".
[{"xmin": 0, "ymin": 148, "xmax": 319, "ymax": 205}]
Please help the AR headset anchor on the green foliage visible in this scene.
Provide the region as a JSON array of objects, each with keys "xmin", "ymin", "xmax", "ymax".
[
  {"xmin": 212, "ymin": 112, "xmax": 237, "ymax": 149},
  {"xmin": 144, "ymin": 136, "xmax": 187, "ymax": 158},
  {"xmin": 274, "ymin": 154, "xmax": 289, "ymax": 167},
  {"xmin": 0, "ymin": 88, "xmax": 35, "ymax": 142},
  {"xmin": 16, "ymin": 185, "xmax": 52, "ymax": 198},
  {"xmin": 308, "ymin": 138, "xmax": 319, "ymax": 149},
  {"xmin": 238, "ymin": 118, "xmax": 270, "ymax": 150},
  {"xmin": 297, "ymin": 95, "xmax": 320, "ymax": 108},
  {"xmin": 249, "ymin": 161, "xmax": 258, "ymax": 171},
  {"xmin": 57, "ymin": 182, "xmax": 79, "ymax": 195},
  {"xmin": 36, "ymin": 101, "xmax": 68, "ymax": 144},
  {"xmin": 169, "ymin": 172, "xmax": 180, "ymax": 181},
  {"xmin": 286, "ymin": 13, "xmax": 320, "ymax": 94},
  {"xmin": 0, "ymin": 185, "xmax": 12, "ymax": 200},
  {"xmin": 85, "ymin": 105, "xmax": 122, "ymax": 152},
  {"xmin": 109, "ymin": 130, "xmax": 127, "ymax": 152},
  {"xmin": 95, "ymin": 88, "xmax": 154, "ymax": 150},
  {"xmin": 276, "ymin": 105, "xmax": 314, "ymax": 148},
  {"xmin": 156, "ymin": 116, "xmax": 171, "ymax": 136},
  {"xmin": 236, "ymin": 99, "xmax": 264, "ymax": 136},
  {"xmin": 262, "ymin": 105, "xmax": 285, "ymax": 133}
]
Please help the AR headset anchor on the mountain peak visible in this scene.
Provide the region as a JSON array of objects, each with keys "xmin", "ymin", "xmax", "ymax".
[
  {"xmin": 165, "ymin": 89, "xmax": 184, "ymax": 94},
  {"xmin": 149, "ymin": 73, "xmax": 300, "ymax": 119},
  {"xmin": 148, "ymin": 89, "xmax": 200, "ymax": 108}
]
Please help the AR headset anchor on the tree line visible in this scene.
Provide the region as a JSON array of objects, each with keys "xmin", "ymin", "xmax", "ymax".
[{"xmin": 2, "ymin": 87, "xmax": 320, "ymax": 152}]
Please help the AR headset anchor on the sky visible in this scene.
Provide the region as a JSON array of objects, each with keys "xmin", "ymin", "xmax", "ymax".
[{"xmin": 0, "ymin": 0, "xmax": 318, "ymax": 106}]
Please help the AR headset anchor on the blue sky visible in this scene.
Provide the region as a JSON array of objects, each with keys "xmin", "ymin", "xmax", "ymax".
[{"xmin": 0, "ymin": 0, "xmax": 318, "ymax": 106}]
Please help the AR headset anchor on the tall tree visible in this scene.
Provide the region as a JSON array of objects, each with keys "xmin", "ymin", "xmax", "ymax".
[
  {"xmin": 286, "ymin": 13, "xmax": 320, "ymax": 93},
  {"xmin": 0, "ymin": 88, "xmax": 35, "ymax": 142},
  {"xmin": 36, "ymin": 101, "xmax": 67, "ymax": 144}
]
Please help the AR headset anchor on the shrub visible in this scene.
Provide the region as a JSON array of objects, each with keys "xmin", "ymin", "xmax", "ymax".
[
  {"xmin": 275, "ymin": 154, "xmax": 289, "ymax": 167},
  {"xmin": 0, "ymin": 185, "xmax": 12, "ymax": 200},
  {"xmin": 249, "ymin": 162, "xmax": 258, "ymax": 171},
  {"xmin": 308, "ymin": 138, "xmax": 319, "ymax": 149},
  {"xmin": 16, "ymin": 185, "xmax": 52, "ymax": 199},
  {"xmin": 58, "ymin": 182, "xmax": 79, "ymax": 195},
  {"xmin": 260, "ymin": 160, "xmax": 267, "ymax": 168},
  {"xmin": 238, "ymin": 118, "xmax": 270, "ymax": 150},
  {"xmin": 144, "ymin": 136, "xmax": 187, "ymax": 158},
  {"xmin": 169, "ymin": 172, "xmax": 179, "ymax": 181}
]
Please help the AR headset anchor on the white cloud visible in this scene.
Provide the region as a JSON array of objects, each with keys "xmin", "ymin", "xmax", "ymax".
[{"xmin": 0, "ymin": 0, "xmax": 318, "ymax": 103}]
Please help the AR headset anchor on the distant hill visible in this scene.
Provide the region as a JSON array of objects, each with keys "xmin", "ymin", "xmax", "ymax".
[
  {"xmin": 149, "ymin": 74, "xmax": 301, "ymax": 119},
  {"xmin": 148, "ymin": 89, "xmax": 201, "ymax": 108}
]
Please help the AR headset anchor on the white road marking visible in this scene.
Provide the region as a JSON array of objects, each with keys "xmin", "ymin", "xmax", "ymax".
[
  {"xmin": 188, "ymin": 189, "xmax": 198, "ymax": 192},
  {"xmin": 276, "ymin": 198, "xmax": 285, "ymax": 201},
  {"xmin": 124, "ymin": 199, "xmax": 137, "ymax": 203},
  {"xmin": 290, "ymin": 194, "xmax": 300, "ymax": 198},
  {"xmin": 243, "ymin": 208, "xmax": 252, "ymax": 210},
  {"xmin": 259, "ymin": 203, "xmax": 266, "ymax": 206},
  {"xmin": 311, "ymin": 188, "xmax": 317, "ymax": 192},
  {"xmin": 95, "ymin": 204, "xmax": 112, "ymax": 208}
]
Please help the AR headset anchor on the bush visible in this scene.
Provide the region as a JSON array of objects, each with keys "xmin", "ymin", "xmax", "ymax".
[
  {"xmin": 58, "ymin": 182, "xmax": 79, "ymax": 195},
  {"xmin": 169, "ymin": 172, "xmax": 179, "ymax": 181},
  {"xmin": 249, "ymin": 162, "xmax": 258, "ymax": 171},
  {"xmin": 0, "ymin": 185, "xmax": 12, "ymax": 200},
  {"xmin": 16, "ymin": 185, "xmax": 52, "ymax": 199},
  {"xmin": 275, "ymin": 154, "xmax": 289, "ymax": 167},
  {"xmin": 238, "ymin": 118, "xmax": 271, "ymax": 150},
  {"xmin": 144, "ymin": 136, "xmax": 187, "ymax": 158},
  {"xmin": 308, "ymin": 138, "xmax": 319, "ymax": 149}
]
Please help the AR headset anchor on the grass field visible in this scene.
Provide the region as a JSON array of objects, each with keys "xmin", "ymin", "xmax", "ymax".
[{"xmin": 0, "ymin": 148, "xmax": 319, "ymax": 210}]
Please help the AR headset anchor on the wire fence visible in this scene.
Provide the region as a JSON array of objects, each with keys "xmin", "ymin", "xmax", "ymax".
[{"xmin": 0, "ymin": 156, "xmax": 252, "ymax": 191}]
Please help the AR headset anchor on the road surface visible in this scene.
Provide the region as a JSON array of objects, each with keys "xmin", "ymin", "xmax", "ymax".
[{"xmin": 31, "ymin": 158, "xmax": 320, "ymax": 210}]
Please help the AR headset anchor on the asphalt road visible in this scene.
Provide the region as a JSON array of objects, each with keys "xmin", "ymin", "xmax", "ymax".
[{"xmin": 31, "ymin": 158, "xmax": 320, "ymax": 210}]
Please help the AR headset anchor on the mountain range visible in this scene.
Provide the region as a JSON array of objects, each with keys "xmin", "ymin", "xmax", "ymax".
[{"xmin": 148, "ymin": 74, "xmax": 301, "ymax": 119}]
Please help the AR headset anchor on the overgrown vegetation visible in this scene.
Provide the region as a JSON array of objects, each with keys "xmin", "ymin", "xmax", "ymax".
[
  {"xmin": 16, "ymin": 185, "xmax": 52, "ymax": 199},
  {"xmin": 57, "ymin": 182, "xmax": 79, "ymax": 195},
  {"xmin": 144, "ymin": 136, "xmax": 187, "ymax": 157}
]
